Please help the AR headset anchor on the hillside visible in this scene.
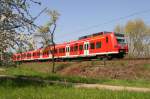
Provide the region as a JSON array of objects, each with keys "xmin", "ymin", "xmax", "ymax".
[{"xmin": 58, "ymin": 59, "xmax": 150, "ymax": 80}]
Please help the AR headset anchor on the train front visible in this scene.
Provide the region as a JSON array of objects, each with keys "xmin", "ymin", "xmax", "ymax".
[{"xmin": 114, "ymin": 33, "xmax": 128, "ymax": 58}]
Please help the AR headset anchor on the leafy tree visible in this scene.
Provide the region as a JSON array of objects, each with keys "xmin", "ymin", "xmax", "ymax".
[
  {"xmin": 125, "ymin": 19, "xmax": 149, "ymax": 57},
  {"xmin": 114, "ymin": 19, "xmax": 150, "ymax": 58},
  {"xmin": 0, "ymin": 0, "xmax": 42, "ymax": 65}
]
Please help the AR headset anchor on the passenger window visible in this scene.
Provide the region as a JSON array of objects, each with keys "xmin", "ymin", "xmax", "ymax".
[
  {"xmin": 106, "ymin": 37, "xmax": 108, "ymax": 43},
  {"xmin": 70, "ymin": 46, "xmax": 73, "ymax": 52},
  {"xmin": 46, "ymin": 51, "xmax": 48, "ymax": 55},
  {"xmin": 37, "ymin": 52, "xmax": 40, "ymax": 56},
  {"xmin": 90, "ymin": 43, "xmax": 95, "ymax": 49},
  {"xmin": 79, "ymin": 45, "xmax": 83, "ymax": 51},
  {"xmin": 55, "ymin": 49, "xmax": 57, "ymax": 54},
  {"xmin": 96, "ymin": 42, "xmax": 101, "ymax": 48},
  {"xmin": 62, "ymin": 48, "xmax": 65, "ymax": 53},
  {"xmin": 74, "ymin": 45, "xmax": 78, "ymax": 51},
  {"xmin": 59, "ymin": 48, "xmax": 62, "ymax": 53}
]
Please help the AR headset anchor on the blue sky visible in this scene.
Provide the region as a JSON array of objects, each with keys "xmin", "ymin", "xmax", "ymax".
[{"xmin": 31, "ymin": 0, "xmax": 150, "ymax": 43}]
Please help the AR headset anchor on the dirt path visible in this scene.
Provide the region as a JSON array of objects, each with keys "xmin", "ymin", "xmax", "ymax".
[{"xmin": 75, "ymin": 84, "xmax": 150, "ymax": 92}]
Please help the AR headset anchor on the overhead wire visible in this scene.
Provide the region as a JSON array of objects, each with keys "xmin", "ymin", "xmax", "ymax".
[{"xmin": 56, "ymin": 9, "xmax": 150, "ymax": 42}]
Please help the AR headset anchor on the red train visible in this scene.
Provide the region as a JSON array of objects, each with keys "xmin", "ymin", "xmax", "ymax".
[{"xmin": 12, "ymin": 31, "xmax": 128, "ymax": 62}]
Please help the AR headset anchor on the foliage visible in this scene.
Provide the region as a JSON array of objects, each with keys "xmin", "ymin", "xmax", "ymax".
[
  {"xmin": 114, "ymin": 19, "xmax": 150, "ymax": 58},
  {"xmin": 0, "ymin": 0, "xmax": 42, "ymax": 66},
  {"xmin": 0, "ymin": 52, "xmax": 16, "ymax": 67}
]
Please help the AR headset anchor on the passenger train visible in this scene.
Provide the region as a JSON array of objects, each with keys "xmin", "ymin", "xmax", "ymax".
[{"xmin": 12, "ymin": 31, "xmax": 128, "ymax": 62}]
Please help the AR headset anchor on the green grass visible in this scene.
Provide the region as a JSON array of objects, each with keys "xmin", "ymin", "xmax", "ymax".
[
  {"xmin": 0, "ymin": 79, "xmax": 150, "ymax": 99},
  {"xmin": 143, "ymin": 64, "xmax": 150, "ymax": 69},
  {"xmin": 1, "ymin": 62, "xmax": 150, "ymax": 98},
  {"xmin": 1, "ymin": 66, "xmax": 150, "ymax": 88}
]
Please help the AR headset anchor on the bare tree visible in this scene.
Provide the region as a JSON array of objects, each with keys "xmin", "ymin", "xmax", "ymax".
[{"xmin": 34, "ymin": 10, "xmax": 60, "ymax": 73}]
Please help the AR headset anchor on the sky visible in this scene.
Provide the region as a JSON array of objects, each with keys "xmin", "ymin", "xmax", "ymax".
[{"xmin": 31, "ymin": 0, "xmax": 150, "ymax": 44}]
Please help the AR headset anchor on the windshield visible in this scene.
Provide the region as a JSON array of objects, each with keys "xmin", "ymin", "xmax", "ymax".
[
  {"xmin": 117, "ymin": 38, "xmax": 125, "ymax": 44},
  {"xmin": 114, "ymin": 33, "xmax": 126, "ymax": 44},
  {"xmin": 114, "ymin": 33, "xmax": 124, "ymax": 37}
]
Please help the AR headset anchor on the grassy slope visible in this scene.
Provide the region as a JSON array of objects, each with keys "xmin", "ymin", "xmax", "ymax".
[{"xmin": 1, "ymin": 63, "xmax": 150, "ymax": 88}]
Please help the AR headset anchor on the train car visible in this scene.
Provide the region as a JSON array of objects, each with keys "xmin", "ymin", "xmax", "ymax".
[{"xmin": 12, "ymin": 31, "xmax": 128, "ymax": 62}]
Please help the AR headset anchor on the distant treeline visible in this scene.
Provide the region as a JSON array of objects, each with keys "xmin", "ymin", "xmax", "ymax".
[{"xmin": 114, "ymin": 19, "xmax": 150, "ymax": 58}]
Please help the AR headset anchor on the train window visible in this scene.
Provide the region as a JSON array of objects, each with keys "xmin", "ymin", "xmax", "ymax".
[
  {"xmin": 70, "ymin": 46, "xmax": 73, "ymax": 52},
  {"xmin": 51, "ymin": 50, "xmax": 54, "ymax": 54},
  {"xmin": 43, "ymin": 51, "xmax": 47, "ymax": 55},
  {"xmin": 33, "ymin": 53, "xmax": 36, "ymax": 56},
  {"xmin": 115, "ymin": 33, "xmax": 124, "ymax": 37},
  {"xmin": 37, "ymin": 52, "xmax": 40, "ymax": 56},
  {"xmin": 79, "ymin": 45, "xmax": 83, "ymax": 51},
  {"xmin": 49, "ymin": 50, "xmax": 51, "ymax": 54},
  {"xmin": 96, "ymin": 42, "xmax": 101, "ymax": 48},
  {"xmin": 62, "ymin": 48, "xmax": 65, "ymax": 53},
  {"xmin": 90, "ymin": 43, "xmax": 95, "ymax": 49},
  {"xmin": 27, "ymin": 53, "xmax": 31, "ymax": 57},
  {"xmin": 59, "ymin": 48, "xmax": 62, "ymax": 53},
  {"xmin": 17, "ymin": 55, "xmax": 20, "ymax": 59},
  {"xmin": 106, "ymin": 37, "xmax": 108, "ymax": 43},
  {"xmin": 24, "ymin": 54, "xmax": 26, "ymax": 57},
  {"xmin": 117, "ymin": 39, "xmax": 125, "ymax": 44},
  {"xmin": 74, "ymin": 45, "xmax": 78, "ymax": 51},
  {"xmin": 59, "ymin": 48, "xmax": 65, "ymax": 53},
  {"xmin": 55, "ymin": 49, "xmax": 57, "ymax": 54}
]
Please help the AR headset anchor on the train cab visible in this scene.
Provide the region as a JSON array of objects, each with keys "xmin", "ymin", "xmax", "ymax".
[{"xmin": 113, "ymin": 32, "xmax": 128, "ymax": 58}]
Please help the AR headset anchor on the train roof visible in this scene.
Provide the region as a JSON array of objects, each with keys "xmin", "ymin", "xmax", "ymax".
[{"xmin": 78, "ymin": 31, "xmax": 113, "ymax": 40}]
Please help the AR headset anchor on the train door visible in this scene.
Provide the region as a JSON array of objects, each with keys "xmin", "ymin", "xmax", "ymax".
[
  {"xmin": 84, "ymin": 42, "xmax": 89, "ymax": 56},
  {"xmin": 65, "ymin": 45, "xmax": 70, "ymax": 57}
]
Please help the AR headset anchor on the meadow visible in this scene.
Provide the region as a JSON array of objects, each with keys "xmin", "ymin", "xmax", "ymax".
[
  {"xmin": 0, "ymin": 79, "xmax": 150, "ymax": 99},
  {"xmin": 0, "ymin": 60, "xmax": 150, "ymax": 99}
]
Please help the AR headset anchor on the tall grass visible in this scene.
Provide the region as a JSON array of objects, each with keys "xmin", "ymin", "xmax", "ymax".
[{"xmin": 0, "ymin": 79, "xmax": 150, "ymax": 99}]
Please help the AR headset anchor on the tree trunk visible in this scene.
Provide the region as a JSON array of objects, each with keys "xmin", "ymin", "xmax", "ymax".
[
  {"xmin": 51, "ymin": 33, "xmax": 55, "ymax": 73},
  {"xmin": 0, "ymin": 50, "xmax": 4, "ymax": 66}
]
